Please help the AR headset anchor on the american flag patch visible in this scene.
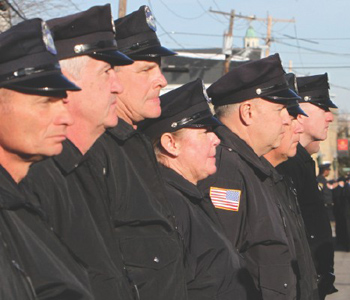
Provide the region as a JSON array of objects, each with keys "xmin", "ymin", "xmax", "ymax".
[{"xmin": 209, "ymin": 187, "xmax": 241, "ymax": 211}]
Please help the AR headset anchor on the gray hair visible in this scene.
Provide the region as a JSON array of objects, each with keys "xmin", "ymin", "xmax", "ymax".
[
  {"xmin": 59, "ymin": 55, "xmax": 90, "ymax": 80},
  {"xmin": 214, "ymin": 103, "xmax": 239, "ymax": 118}
]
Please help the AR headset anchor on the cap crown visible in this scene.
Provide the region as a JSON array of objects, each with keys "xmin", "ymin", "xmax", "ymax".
[
  {"xmin": 0, "ymin": 18, "xmax": 59, "ymax": 85},
  {"xmin": 140, "ymin": 79, "xmax": 218, "ymax": 139},
  {"xmin": 114, "ymin": 5, "xmax": 175, "ymax": 58},
  {"xmin": 47, "ymin": 5, "xmax": 118, "ymax": 59},
  {"xmin": 207, "ymin": 54, "xmax": 297, "ymax": 106},
  {"xmin": 296, "ymin": 73, "xmax": 337, "ymax": 108}
]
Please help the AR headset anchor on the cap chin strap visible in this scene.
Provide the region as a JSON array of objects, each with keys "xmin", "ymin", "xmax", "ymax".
[
  {"xmin": 0, "ymin": 63, "xmax": 60, "ymax": 83},
  {"xmin": 73, "ymin": 39, "xmax": 117, "ymax": 54},
  {"xmin": 171, "ymin": 110, "xmax": 209, "ymax": 129}
]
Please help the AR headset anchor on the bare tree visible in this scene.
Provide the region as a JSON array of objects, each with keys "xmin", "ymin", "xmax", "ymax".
[{"xmin": 0, "ymin": 0, "xmax": 82, "ymax": 32}]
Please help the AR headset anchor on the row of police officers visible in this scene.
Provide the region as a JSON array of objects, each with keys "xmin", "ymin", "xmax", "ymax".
[{"xmin": 0, "ymin": 3, "xmax": 338, "ymax": 300}]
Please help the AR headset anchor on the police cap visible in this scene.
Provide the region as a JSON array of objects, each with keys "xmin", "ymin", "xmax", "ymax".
[
  {"xmin": 284, "ymin": 73, "xmax": 308, "ymax": 118},
  {"xmin": 114, "ymin": 5, "xmax": 176, "ymax": 59},
  {"xmin": 319, "ymin": 163, "xmax": 331, "ymax": 171},
  {"xmin": 207, "ymin": 54, "xmax": 300, "ymax": 106},
  {"xmin": 0, "ymin": 18, "xmax": 79, "ymax": 96},
  {"xmin": 296, "ymin": 73, "xmax": 337, "ymax": 109},
  {"xmin": 47, "ymin": 5, "xmax": 133, "ymax": 65},
  {"xmin": 139, "ymin": 79, "xmax": 221, "ymax": 139}
]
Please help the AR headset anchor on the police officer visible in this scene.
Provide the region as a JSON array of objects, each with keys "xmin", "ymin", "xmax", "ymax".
[
  {"xmin": 199, "ymin": 54, "xmax": 302, "ymax": 299},
  {"xmin": 317, "ymin": 163, "xmax": 334, "ymax": 221},
  {"xmin": 59, "ymin": 6, "xmax": 188, "ymax": 300},
  {"xmin": 332, "ymin": 177, "xmax": 350, "ymax": 250},
  {"xmin": 264, "ymin": 74, "xmax": 319, "ymax": 299},
  {"xmin": 140, "ymin": 79, "xmax": 248, "ymax": 299},
  {"xmin": 0, "ymin": 18, "xmax": 94, "ymax": 299},
  {"xmin": 277, "ymin": 74, "xmax": 338, "ymax": 299},
  {"xmin": 23, "ymin": 5, "xmax": 135, "ymax": 300}
]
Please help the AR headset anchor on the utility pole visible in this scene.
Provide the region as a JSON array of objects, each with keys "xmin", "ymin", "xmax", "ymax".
[
  {"xmin": 210, "ymin": 9, "xmax": 254, "ymax": 74},
  {"xmin": 223, "ymin": 10, "xmax": 235, "ymax": 74},
  {"xmin": 118, "ymin": 0, "xmax": 127, "ymax": 18},
  {"xmin": 263, "ymin": 14, "xmax": 295, "ymax": 56},
  {"xmin": 210, "ymin": 9, "xmax": 295, "ymax": 70}
]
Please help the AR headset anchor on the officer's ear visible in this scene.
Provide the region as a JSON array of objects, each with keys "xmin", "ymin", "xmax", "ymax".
[
  {"xmin": 160, "ymin": 132, "xmax": 180, "ymax": 157},
  {"xmin": 239, "ymin": 100, "xmax": 254, "ymax": 126}
]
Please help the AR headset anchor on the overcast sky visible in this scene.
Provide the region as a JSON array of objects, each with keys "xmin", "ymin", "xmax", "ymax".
[{"xmin": 71, "ymin": 0, "xmax": 350, "ymax": 112}]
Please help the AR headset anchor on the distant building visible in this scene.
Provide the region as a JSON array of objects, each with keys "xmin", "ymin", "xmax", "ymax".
[{"xmin": 162, "ymin": 24, "xmax": 263, "ymax": 93}]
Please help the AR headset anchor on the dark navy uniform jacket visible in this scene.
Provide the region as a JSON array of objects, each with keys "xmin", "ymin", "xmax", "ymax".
[
  {"xmin": 0, "ymin": 165, "xmax": 93, "ymax": 300},
  {"xmin": 73, "ymin": 119, "xmax": 188, "ymax": 300},
  {"xmin": 160, "ymin": 165, "xmax": 248, "ymax": 300},
  {"xmin": 199, "ymin": 125, "xmax": 297, "ymax": 300},
  {"xmin": 23, "ymin": 145, "xmax": 134, "ymax": 300},
  {"xmin": 273, "ymin": 171, "xmax": 319, "ymax": 300},
  {"xmin": 277, "ymin": 144, "xmax": 335, "ymax": 298}
]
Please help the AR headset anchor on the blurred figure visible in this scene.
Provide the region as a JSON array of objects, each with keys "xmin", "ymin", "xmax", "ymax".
[
  {"xmin": 333, "ymin": 177, "xmax": 350, "ymax": 251},
  {"xmin": 317, "ymin": 163, "xmax": 334, "ymax": 221}
]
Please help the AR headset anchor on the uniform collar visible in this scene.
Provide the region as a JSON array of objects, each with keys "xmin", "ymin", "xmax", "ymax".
[
  {"xmin": 160, "ymin": 164, "xmax": 203, "ymax": 201},
  {"xmin": 262, "ymin": 156, "xmax": 284, "ymax": 183},
  {"xmin": 53, "ymin": 139, "xmax": 84, "ymax": 174},
  {"xmin": 216, "ymin": 125, "xmax": 272, "ymax": 177},
  {"xmin": 0, "ymin": 165, "xmax": 28, "ymax": 209},
  {"xmin": 296, "ymin": 143, "xmax": 312, "ymax": 163},
  {"xmin": 107, "ymin": 118, "xmax": 137, "ymax": 141}
]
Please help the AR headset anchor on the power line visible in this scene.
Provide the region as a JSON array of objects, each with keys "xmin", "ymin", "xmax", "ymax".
[
  {"xmin": 159, "ymin": 0, "xmax": 206, "ymax": 20},
  {"xmin": 275, "ymin": 39, "xmax": 350, "ymax": 56},
  {"xmin": 148, "ymin": 0, "xmax": 185, "ymax": 49},
  {"xmin": 196, "ymin": 1, "xmax": 227, "ymax": 25},
  {"xmin": 5, "ymin": 0, "xmax": 26, "ymax": 20}
]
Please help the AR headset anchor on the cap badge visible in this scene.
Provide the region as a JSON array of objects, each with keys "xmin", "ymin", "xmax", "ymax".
[
  {"xmin": 304, "ymin": 96, "xmax": 310, "ymax": 101},
  {"xmin": 202, "ymin": 80, "xmax": 211, "ymax": 103},
  {"xmin": 41, "ymin": 21, "xmax": 57, "ymax": 55},
  {"xmin": 111, "ymin": 15, "xmax": 116, "ymax": 34},
  {"xmin": 171, "ymin": 122, "xmax": 178, "ymax": 128},
  {"xmin": 145, "ymin": 6, "xmax": 157, "ymax": 32},
  {"xmin": 256, "ymin": 88, "xmax": 262, "ymax": 95}
]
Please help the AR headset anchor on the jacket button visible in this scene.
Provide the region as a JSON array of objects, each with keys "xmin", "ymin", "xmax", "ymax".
[
  {"xmin": 228, "ymin": 148, "xmax": 233, "ymax": 152},
  {"xmin": 310, "ymin": 235, "xmax": 315, "ymax": 239},
  {"xmin": 153, "ymin": 257, "xmax": 160, "ymax": 263},
  {"xmin": 284, "ymin": 283, "xmax": 288, "ymax": 288}
]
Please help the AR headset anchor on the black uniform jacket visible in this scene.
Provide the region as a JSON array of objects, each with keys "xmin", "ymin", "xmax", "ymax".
[
  {"xmin": 23, "ymin": 143, "xmax": 134, "ymax": 300},
  {"xmin": 277, "ymin": 144, "xmax": 334, "ymax": 278},
  {"xmin": 0, "ymin": 165, "xmax": 93, "ymax": 300},
  {"xmin": 73, "ymin": 119, "xmax": 188, "ymax": 300},
  {"xmin": 160, "ymin": 165, "xmax": 248, "ymax": 300},
  {"xmin": 333, "ymin": 184, "xmax": 350, "ymax": 250},
  {"xmin": 316, "ymin": 175, "xmax": 333, "ymax": 206},
  {"xmin": 274, "ymin": 172, "xmax": 319, "ymax": 300},
  {"xmin": 198, "ymin": 125, "xmax": 297, "ymax": 300}
]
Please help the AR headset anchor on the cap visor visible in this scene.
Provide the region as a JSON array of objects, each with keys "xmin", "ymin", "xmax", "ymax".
[
  {"xmin": 128, "ymin": 45, "xmax": 177, "ymax": 59},
  {"xmin": 5, "ymin": 73, "xmax": 80, "ymax": 93},
  {"xmin": 90, "ymin": 50, "xmax": 134, "ymax": 66},
  {"xmin": 191, "ymin": 116, "xmax": 222, "ymax": 128},
  {"xmin": 287, "ymin": 104, "xmax": 308, "ymax": 117},
  {"xmin": 324, "ymin": 98, "xmax": 338, "ymax": 109},
  {"xmin": 262, "ymin": 88, "xmax": 301, "ymax": 103}
]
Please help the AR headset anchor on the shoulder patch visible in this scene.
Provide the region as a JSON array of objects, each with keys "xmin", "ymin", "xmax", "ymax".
[{"xmin": 210, "ymin": 187, "xmax": 241, "ymax": 211}]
